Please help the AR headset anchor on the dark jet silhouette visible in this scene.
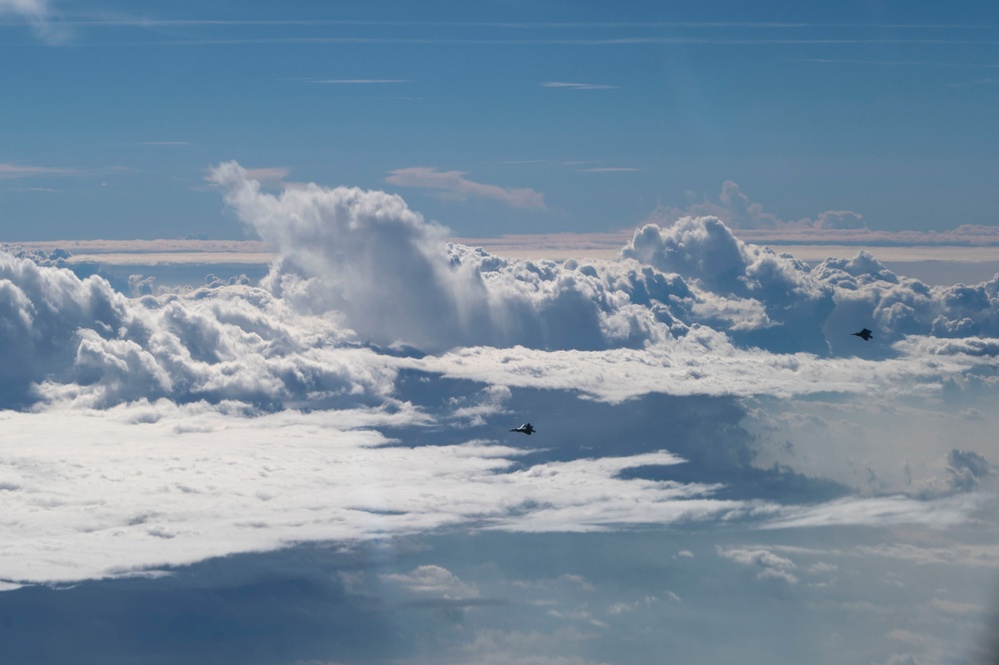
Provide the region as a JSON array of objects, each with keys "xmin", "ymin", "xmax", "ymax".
[
  {"xmin": 510, "ymin": 423, "xmax": 535, "ymax": 435},
  {"xmin": 852, "ymin": 328, "xmax": 873, "ymax": 341}
]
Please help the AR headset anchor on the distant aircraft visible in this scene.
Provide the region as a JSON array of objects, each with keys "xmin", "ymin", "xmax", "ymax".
[
  {"xmin": 510, "ymin": 423, "xmax": 535, "ymax": 435},
  {"xmin": 852, "ymin": 328, "xmax": 873, "ymax": 341}
]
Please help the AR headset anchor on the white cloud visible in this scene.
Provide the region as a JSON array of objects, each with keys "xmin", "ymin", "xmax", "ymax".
[
  {"xmin": 212, "ymin": 161, "xmax": 490, "ymax": 351},
  {"xmin": 8, "ymin": 185, "xmax": 998, "ymax": 414},
  {"xmin": 623, "ymin": 215, "xmax": 999, "ymax": 353},
  {"xmin": 717, "ymin": 545, "xmax": 800, "ymax": 584},
  {"xmin": 0, "ymin": 405, "xmax": 749, "ymax": 584},
  {"xmin": 386, "ymin": 166, "xmax": 548, "ymax": 210},
  {"xmin": 211, "ymin": 161, "xmax": 676, "ymax": 352},
  {"xmin": 208, "ymin": 164, "xmax": 999, "ymax": 360},
  {"xmin": 408, "ymin": 341, "xmax": 986, "ymax": 405},
  {"xmin": 762, "ymin": 494, "xmax": 982, "ymax": 530},
  {"xmin": 0, "ymin": 248, "xmax": 404, "ymax": 409},
  {"xmin": 3, "ymin": 166, "xmax": 999, "ymax": 598},
  {"xmin": 381, "ymin": 565, "xmax": 480, "ymax": 599},
  {"xmin": 622, "ymin": 216, "xmax": 836, "ymax": 354},
  {"xmin": 449, "ymin": 384, "xmax": 513, "ymax": 425}
]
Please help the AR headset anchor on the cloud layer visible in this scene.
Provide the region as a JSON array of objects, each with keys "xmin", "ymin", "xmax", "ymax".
[
  {"xmin": 0, "ymin": 403, "xmax": 748, "ymax": 583},
  {"xmin": 0, "ymin": 162, "xmax": 997, "ymax": 592}
]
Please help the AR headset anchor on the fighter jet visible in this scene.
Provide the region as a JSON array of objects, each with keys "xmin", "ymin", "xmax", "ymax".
[
  {"xmin": 510, "ymin": 423, "xmax": 535, "ymax": 435},
  {"xmin": 852, "ymin": 328, "xmax": 873, "ymax": 341}
]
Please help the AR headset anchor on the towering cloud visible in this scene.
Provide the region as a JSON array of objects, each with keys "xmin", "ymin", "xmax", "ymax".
[
  {"xmin": 2, "ymin": 162, "xmax": 994, "ymax": 412},
  {"xmin": 1, "ymin": 164, "xmax": 997, "ymax": 417},
  {"xmin": 210, "ymin": 161, "xmax": 680, "ymax": 352},
  {"xmin": 621, "ymin": 216, "xmax": 836, "ymax": 353},
  {"xmin": 622, "ymin": 215, "xmax": 999, "ymax": 355},
  {"xmin": 0, "ymin": 253, "xmax": 135, "ymax": 406},
  {"xmin": 0, "ymin": 250, "xmax": 397, "ymax": 410}
]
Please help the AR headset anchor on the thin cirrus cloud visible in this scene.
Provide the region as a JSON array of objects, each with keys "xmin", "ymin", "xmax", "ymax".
[
  {"xmin": 541, "ymin": 81, "xmax": 617, "ymax": 90},
  {"xmin": 0, "ymin": 0, "xmax": 68, "ymax": 43},
  {"xmin": 0, "ymin": 0, "xmax": 48, "ymax": 20},
  {"xmin": 302, "ymin": 78, "xmax": 412, "ymax": 84},
  {"xmin": 0, "ymin": 163, "xmax": 83, "ymax": 179},
  {"xmin": 386, "ymin": 166, "xmax": 548, "ymax": 211},
  {"xmin": 9, "ymin": 13, "xmax": 994, "ymax": 52}
]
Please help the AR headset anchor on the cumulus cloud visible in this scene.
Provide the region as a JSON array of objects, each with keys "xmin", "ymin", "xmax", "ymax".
[
  {"xmin": 209, "ymin": 163, "xmax": 999, "ymax": 361},
  {"xmin": 6, "ymin": 167, "xmax": 999, "ymax": 417},
  {"xmin": 217, "ymin": 162, "xmax": 999, "ymax": 363},
  {"xmin": 3, "ymin": 164, "xmax": 999, "ymax": 598},
  {"xmin": 946, "ymin": 449, "xmax": 995, "ymax": 492},
  {"xmin": 8, "ymin": 166, "xmax": 999, "ymax": 410},
  {"xmin": 385, "ymin": 166, "xmax": 548, "ymax": 210},
  {"xmin": 0, "ymin": 252, "xmax": 136, "ymax": 406},
  {"xmin": 381, "ymin": 565, "xmax": 480, "ymax": 600},
  {"xmin": 0, "ymin": 249, "xmax": 397, "ymax": 409},
  {"xmin": 8, "ymin": 198, "xmax": 995, "ymax": 418},
  {"xmin": 717, "ymin": 545, "xmax": 799, "ymax": 584},
  {"xmin": 620, "ymin": 216, "xmax": 834, "ymax": 353},
  {"xmin": 211, "ymin": 161, "xmax": 674, "ymax": 352},
  {"xmin": 623, "ymin": 215, "xmax": 999, "ymax": 355},
  {"xmin": 812, "ymin": 258, "xmax": 999, "ymax": 350}
]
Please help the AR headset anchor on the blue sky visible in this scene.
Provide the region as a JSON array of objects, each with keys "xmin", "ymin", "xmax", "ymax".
[{"xmin": 3, "ymin": 0, "xmax": 999, "ymax": 240}]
